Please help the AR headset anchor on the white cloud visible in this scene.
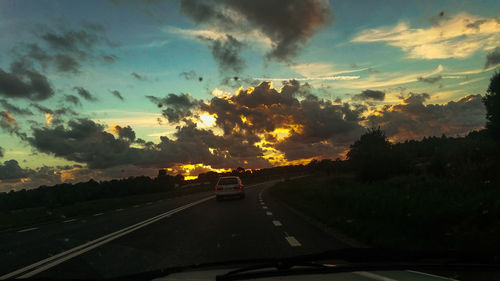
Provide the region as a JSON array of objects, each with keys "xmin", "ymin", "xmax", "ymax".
[
  {"xmin": 445, "ymin": 64, "xmax": 499, "ymax": 75},
  {"xmin": 253, "ymin": 76, "xmax": 360, "ymax": 81},
  {"xmin": 290, "ymin": 62, "xmax": 369, "ymax": 77},
  {"xmin": 165, "ymin": 26, "xmax": 273, "ymax": 49},
  {"xmin": 353, "ymin": 13, "xmax": 500, "ymax": 59},
  {"xmin": 346, "ymin": 64, "xmax": 445, "ymax": 88}
]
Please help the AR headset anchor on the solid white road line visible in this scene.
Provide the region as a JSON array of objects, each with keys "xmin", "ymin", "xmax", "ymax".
[
  {"xmin": 406, "ymin": 270, "xmax": 458, "ymax": 280},
  {"xmin": 62, "ymin": 219, "xmax": 77, "ymax": 223},
  {"xmin": 17, "ymin": 227, "xmax": 38, "ymax": 233},
  {"xmin": 272, "ymin": 220, "xmax": 282, "ymax": 226},
  {"xmin": 285, "ymin": 236, "xmax": 301, "ymax": 247},
  {"xmin": 0, "ymin": 195, "xmax": 215, "ymax": 280},
  {"xmin": 353, "ymin": 271, "xmax": 397, "ymax": 281},
  {"xmin": 266, "ymin": 211, "xmax": 273, "ymax": 216}
]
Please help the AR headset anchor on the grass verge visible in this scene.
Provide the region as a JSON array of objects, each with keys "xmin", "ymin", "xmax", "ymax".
[{"xmin": 269, "ymin": 174, "xmax": 500, "ymax": 252}]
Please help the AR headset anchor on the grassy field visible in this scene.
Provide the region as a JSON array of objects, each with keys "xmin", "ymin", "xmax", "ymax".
[{"xmin": 269, "ymin": 174, "xmax": 500, "ymax": 252}]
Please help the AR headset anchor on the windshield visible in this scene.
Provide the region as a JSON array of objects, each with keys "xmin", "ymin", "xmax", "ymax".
[
  {"xmin": 0, "ymin": 0, "xmax": 499, "ymax": 280},
  {"xmin": 218, "ymin": 178, "xmax": 239, "ymax": 185}
]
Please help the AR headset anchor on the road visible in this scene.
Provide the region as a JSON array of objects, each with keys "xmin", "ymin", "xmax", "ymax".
[{"xmin": 0, "ymin": 180, "xmax": 348, "ymax": 279}]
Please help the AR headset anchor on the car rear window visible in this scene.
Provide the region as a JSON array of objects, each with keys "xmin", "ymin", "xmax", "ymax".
[{"xmin": 218, "ymin": 178, "xmax": 239, "ymax": 185}]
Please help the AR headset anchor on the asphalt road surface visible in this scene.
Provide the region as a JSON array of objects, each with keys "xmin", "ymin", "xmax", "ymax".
[{"xmin": 0, "ymin": 180, "xmax": 349, "ymax": 279}]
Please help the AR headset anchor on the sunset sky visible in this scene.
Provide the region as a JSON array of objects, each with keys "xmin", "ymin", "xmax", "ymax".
[{"xmin": 1, "ymin": 0, "xmax": 499, "ymax": 191}]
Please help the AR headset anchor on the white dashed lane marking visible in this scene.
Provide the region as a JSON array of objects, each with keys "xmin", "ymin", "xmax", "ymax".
[
  {"xmin": 262, "ymin": 206, "xmax": 268, "ymax": 209},
  {"xmin": 17, "ymin": 227, "xmax": 38, "ymax": 233},
  {"xmin": 93, "ymin": 213, "xmax": 104, "ymax": 217},
  {"xmin": 353, "ymin": 271, "xmax": 397, "ymax": 281},
  {"xmin": 146, "ymin": 202, "xmax": 153, "ymax": 205},
  {"xmin": 266, "ymin": 211, "xmax": 273, "ymax": 216},
  {"xmin": 285, "ymin": 236, "xmax": 301, "ymax": 247},
  {"xmin": 115, "ymin": 208, "xmax": 124, "ymax": 212},
  {"xmin": 62, "ymin": 219, "xmax": 77, "ymax": 223},
  {"xmin": 133, "ymin": 205, "xmax": 140, "ymax": 208},
  {"xmin": 272, "ymin": 220, "xmax": 282, "ymax": 226}
]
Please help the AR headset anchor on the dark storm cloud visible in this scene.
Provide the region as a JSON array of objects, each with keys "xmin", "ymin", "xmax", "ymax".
[
  {"xmin": 110, "ymin": 90, "xmax": 124, "ymax": 100},
  {"xmin": 28, "ymin": 118, "xmax": 268, "ymax": 169},
  {"xmin": 28, "ymin": 118, "xmax": 135, "ymax": 169},
  {"xmin": 0, "ymin": 159, "xmax": 29, "ymax": 180},
  {"xmin": 366, "ymin": 93, "xmax": 486, "ymax": 142},
  {"xmin": 131, "ymin": 72, "xmax": 148, "ymax": 81},
  {"xmin": 485, "ymin": 47, "xmax": 500, "ymax": 68},
  {"xmin": 40, "ymin": 27, "xmax": 102, "ymax": 55},
  {"xmin": 203, "ymin": 34, "xmax": 245, "ymax": 73},
  {"xmin": 352, "ymin": 89, "xmax": 385, "ymax": 101},
  {"xmin": 180, "ymin": 0, "xmax": 333, "ymax": 61},
  {"xmin": 112, "ymin": 125, "xmax": 136, "ymax": 141},
  {"xmin": 147, "ymin": 93, "xmax": 198, "ymax": 123},
  {"xmin": 226, "ymin": 0, "xmax": 333, "ymax": 60},
  {"xmin": 73, "ymin": 87, "xmax": 97, "ymax": 102},
  {"xmin": 63, "ymin": 94, "xmax": 82, "ymax": 106},
  {"xmin": 13, "ymin": 23, "xmax": 116, "ymax": 74},
  {"xmin": 0, "ymin": 99, "xmax": 33, "ymax": 115},
  {"xmin": 417, "ymin": 75, "xmax": 442, "ymax": 84},
  {"xmin": 0, "ymin": 63, "xmax": 54, "ymax": 101}
]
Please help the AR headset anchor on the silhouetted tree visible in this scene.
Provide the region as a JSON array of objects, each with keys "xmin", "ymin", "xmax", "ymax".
[
  {"xmin": 347, "ymin": 128, "xmax": 394, "ymax": 181},
  {"xmin": 483, "ymin": 71, "xmax": 500, "ymax": 139}
]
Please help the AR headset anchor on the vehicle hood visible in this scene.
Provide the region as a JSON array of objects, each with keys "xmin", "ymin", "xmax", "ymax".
[{"xmin": 154, "ymin": 267, "xmax": 452, "ymax": 281}]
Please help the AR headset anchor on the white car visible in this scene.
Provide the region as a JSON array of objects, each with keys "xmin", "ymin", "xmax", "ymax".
[{"xmin": 215, "ymin": 176, "xmax": 245, "ymax": 201}]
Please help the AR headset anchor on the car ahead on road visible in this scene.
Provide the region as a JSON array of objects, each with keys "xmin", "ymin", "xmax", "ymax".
[{"xmin": 215, "ymin": 176, "xmax": 245, "ymax": 201}]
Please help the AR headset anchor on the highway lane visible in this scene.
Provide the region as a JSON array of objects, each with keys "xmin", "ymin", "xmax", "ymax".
[{"xmin": 0, "ymin": 180, "xmax": 347, "ymax": 279}]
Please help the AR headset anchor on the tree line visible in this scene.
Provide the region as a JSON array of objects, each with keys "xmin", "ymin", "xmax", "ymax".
[{"xmin": 348, "ymin": 71, "xmax": 500, "ymax": 182}]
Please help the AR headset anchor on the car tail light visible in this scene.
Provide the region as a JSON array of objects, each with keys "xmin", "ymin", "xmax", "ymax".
[
  {"xmin": 234, "ymin": 186, "xmax": 242, "ymax": 190},
  {"xmin": 215, "ymin": 186, "xmax": 223, "ymax": 191}
]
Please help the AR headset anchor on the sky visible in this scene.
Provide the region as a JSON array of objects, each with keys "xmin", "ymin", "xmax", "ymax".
[{"xmin": 0, "ymin": 0, "xmax": 499, "ymax": 191}]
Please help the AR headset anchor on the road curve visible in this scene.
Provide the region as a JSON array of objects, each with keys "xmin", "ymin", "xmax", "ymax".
[{"xmin": 0, "ymin": 180, "xmax": 346, "ymax": 279}]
